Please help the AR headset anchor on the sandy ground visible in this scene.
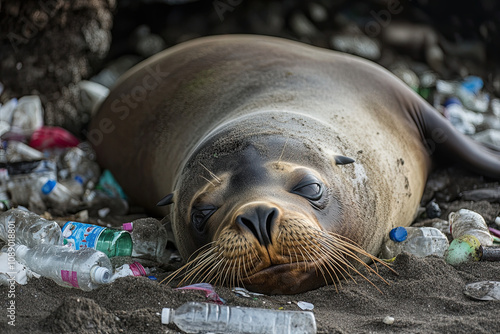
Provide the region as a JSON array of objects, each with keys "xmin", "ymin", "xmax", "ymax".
[{"xmin": 1, "ymin": 167, "xmax": 499, "ymax": 334}]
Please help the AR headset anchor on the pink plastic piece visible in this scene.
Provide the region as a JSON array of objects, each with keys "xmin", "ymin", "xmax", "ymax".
[
  {"xmin": 29, "ymin": 126, "xmax": 80, "ymax": 150},
  {"xmin": 489, "ymin": 227, "xmax": 500, "ymax": 238},
  {"xmin": 122, "ymin": 222, "xmax": 133, "ymax": 232},
  {"xmin": 176, "ymin": 283, "xmax": 225, "ymax": 304}
]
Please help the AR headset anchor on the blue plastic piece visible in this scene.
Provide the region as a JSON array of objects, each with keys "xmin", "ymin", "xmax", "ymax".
[
  {"xmin": 389, "ymin": 227, "xmax": 408, "ymax": 242},
  {"xmin": 443, "ymin": 97, "xmax": 461, "ymax": 108},
  {"xmin": 461, "ymin": 76, "xmax": 483, "ymax": 94},
  {"xmin": 41, "ymin": 179, "xmax": 57, "ymax": 194}
]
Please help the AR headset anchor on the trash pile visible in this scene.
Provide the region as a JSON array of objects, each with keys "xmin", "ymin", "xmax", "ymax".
[
  {"xmin": 0, "ymin": 94, "xmax": 130, "ymax": 217},
  {"xmin": 0, "ymin": 208, "xmax": 170, "ymax": 290}
]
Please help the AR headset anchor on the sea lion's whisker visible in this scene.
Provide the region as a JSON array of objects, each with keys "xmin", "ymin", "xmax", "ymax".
[
  {"xmin": 199, "ymin": 175, "xmax": 216, "ymax": 187},
  {"xmin": 277, "ymin": 137, "xmax": 289, "ymax": 165},
  {"xmin": 199, "ymin": 162, "xmax": 222, "ymax": 184}
]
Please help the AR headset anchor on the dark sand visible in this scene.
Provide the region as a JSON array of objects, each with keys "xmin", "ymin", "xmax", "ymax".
[{"xmin": 1, "ymin": 168, "xmax": 499, "ymax": 334}]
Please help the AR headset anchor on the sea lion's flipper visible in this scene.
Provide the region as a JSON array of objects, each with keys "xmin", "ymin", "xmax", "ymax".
[
  {"xmin": 419, "ymin": 104, "xmax": 500, "ymax": 179},
  {"xmin": 157, "ymin": 193, "xmax": 174, "ymax": 206},
  {"xmin": 334, "ymin": 155, "xmax": 355, "ymax": 165}
]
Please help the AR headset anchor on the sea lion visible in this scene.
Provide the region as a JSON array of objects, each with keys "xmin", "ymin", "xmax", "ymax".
[{"xmin": 90, "ymin": 35, "xmax": 500, "ymax": 294}]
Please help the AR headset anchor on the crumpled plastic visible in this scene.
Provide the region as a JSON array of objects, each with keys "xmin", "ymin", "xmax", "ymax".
[{"xmin": 176, "ymin": 283, "xmax": 225, "ymax": 304}]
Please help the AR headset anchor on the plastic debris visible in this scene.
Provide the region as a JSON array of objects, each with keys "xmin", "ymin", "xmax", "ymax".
[
  {"xmin": 161, "ymin": 302, "xmax": 317, "ymax": 334},
  {"xmin": 10, "ymin": 96, "xmax": 44, "ymax": 136},
  {"xmin": 110, "ymin": 262, "xmax": 150, "ymax": 282},
  {"xmin": 379, "ymin": 226, "xmax": 449, "ymax": 259},
  {"xmin": 122, "ymin": 218, "xmax": 172, "ymax": 263},
  {"xmin": 445, "ymin": 235, "xmax": 481, "ymax": 265},
  {"xmin": 62, "ymin": 221, "xmax": 132, "ymax": 257},
  {"xmin": 14, "ymin": 243, "xmax": 112, "ymax": 291},
  {"xmin": 296, "ymin": 301, "xmax": 314, "ymax": 310},
  {"xmin": 232, "ymin": 287, "xmax": 264, "ymax": 298},
  {"xmin": 176, "ymin": 283, "xmax": 225, "ymax": 304},
  {"xmin": 29, "ymin": 126, "xmax": 80, "ymax": 150},
  {"xmin": 0, "ymin": 208, "xmax": 63, "ymax": 247},
  {"xmin": 0, "ymin": 248, "xmax": 40, "ymax": 285},
  {"xmin": 449, "ymin": 209, "xmax": 493, "ymax": 246},
  {"xmin": 463, "ymin": 281, "xmax": 500, "ymax": 301},
  {"xmin": 383, "ymin": 316, "xmax": 395, "ymax": 325}
]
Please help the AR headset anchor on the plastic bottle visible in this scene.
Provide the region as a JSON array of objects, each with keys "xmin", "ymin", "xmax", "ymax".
[
  {"xmin": 37, "ymin": 176, "xmax": 81, "ymax": 211},
  {"xmin": 161, "ymin": 302, "xmax": 317, "ymax": 334},
  {"xmin": 62, "ymin": 221, "xmax": 132, "ymax": 257},
  {"xmin": 14, "ymin": 243, "xmax": 112, "ymax": 291},
  {"xmin": 122, "ymin": 218, "xmax": 170, "ymax": 262},
  {"xmin": 379, "ymin": 226, "xmax": 449, "ymax": 259},
  {"xmin": 0, "ymin": 208, "xmax": 63, "ymax": 246},
  {"xmin": 449, "ymin": 209, "xmax": 493, "ymax": 246}
]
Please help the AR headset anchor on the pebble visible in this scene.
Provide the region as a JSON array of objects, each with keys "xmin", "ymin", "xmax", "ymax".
[
  {"xmin": 495, "ymin": 217, "xmax": 500, "ymax": 228},
  {"xmin": 426, "ymin": 201, "xmax": 441, "ymax": 219},
  {"xmin": 383, "ymin": 316, "xmax": 395, "ymax": 325}
]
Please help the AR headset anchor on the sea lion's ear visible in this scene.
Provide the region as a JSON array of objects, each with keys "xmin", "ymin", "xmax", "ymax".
[
  {"xmin": 334, "ymin": 155, "xmax": 355, "ymax": 165},
  {"xmin": 157, "ymin": 193, "xmax": 174, "ymax": 206}
]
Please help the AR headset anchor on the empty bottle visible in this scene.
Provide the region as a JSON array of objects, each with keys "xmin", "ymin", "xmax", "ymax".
[
  {"xmin": 449, "ymin": 209, "xmax": 493, "ymax": 246},
  {"xmin": 0, "ymin": 208, "xmax": 62, "ymax": 247},
  {"xmin": 62, "ymin": 221, "xmax": 132, "ymax": 257},
  {"xmin": 122, "ymin": 218, "xmax": 170, "ymax": 262},
  {"xmin": 379, "ymin": 226, "xmax": 449, "ymax": 259},
  {"xmin": 37, "ymin": 176, "xmax": 81, "ymax": 212},
  {"xmin": 14, "ymin": 243, "xmax": 112, "ymax": 291},
  {"xmin": 161, "ymin": 302, "xmax": 317, "ymax": 334}
]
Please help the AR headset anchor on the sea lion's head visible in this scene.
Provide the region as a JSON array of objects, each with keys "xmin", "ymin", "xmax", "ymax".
[{"xmin": 161, "ymin": 112, "xmax": 386, "ymax": 294}]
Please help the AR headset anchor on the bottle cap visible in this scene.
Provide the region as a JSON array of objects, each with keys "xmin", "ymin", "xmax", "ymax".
[
  {"xmin": 74, "ymin": 175, "xmax": 84, "ymax": 184},
  {"xmin": 389, "ymin": 227, "xmax": 408, "ymax": 242},
  {"xmin": 443, "ymin": 97, "xmax": 461, "ymax": 108},
  {"xmin": 161, "ymin": 308, "xmax": 172, "ymax": 324},
  {"xmin": 122, "ymin": 222, "xmax": 133, "ymax": 232},
  {"xmin": 41, "ymin": 179, "xmax": 57, "ymax": 194},
  {"xmin": 92, "ymin": 266, "xmax": 111, "ymax": 284}
]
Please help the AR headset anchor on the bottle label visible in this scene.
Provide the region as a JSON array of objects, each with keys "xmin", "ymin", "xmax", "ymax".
[
  {"xmin": 61, "ymin": 270, "xmax": 79, "ymax": 288},
  {"xmin": 62, "ymin": 222, "xmax": 105, "ymax": 251}
]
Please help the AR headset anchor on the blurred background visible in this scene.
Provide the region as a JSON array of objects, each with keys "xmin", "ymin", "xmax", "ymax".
[{"xmin": 1, "ymin": 0, "xmax": 499, "ymax": 137}]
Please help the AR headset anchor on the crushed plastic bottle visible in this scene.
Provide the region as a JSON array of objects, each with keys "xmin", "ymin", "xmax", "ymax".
[
  {"xmin": 62, "ymin": 221, "xmax": 132, "ymax": 257},
  {"xmin": 0, "ymin": 246, "xmax": 40, "ymax": 285},
  {"xmin": 379, "ymin": 226, "xmax": 449, "ymax": 259},
  {"xmin": 161, "ymin": 302, "xmax": 317, "ymax": 334},
  {"xmin": 5, "ymin": 140, "xmax": 44, "ymax": 162},
  {"xmin": 58, "ymin": 146, "xmax": 100, "ymax": 193},
  {"xmin": 0, "ymin": 208, "xmax": 63, "ymax": 247},
  {"xmin": 10, "ymin": 95, "xmax": 44, "ymax": 136},
  {"xmin": 449, "ymin": 209, "xmax": 493, "ymax": 246},
  {"xmin": 110, "ymin": 262, "xmax": 150, "ymax": 282},
  {"xmin": 37, "ymin": 176, "xmax": 81, "ymax": 212},
  {"xmin": 122, "ymin": 218, "xmax": 170, "ymax": 262},
  {"xmin": 14, "ymin": 243, "xmax": 112, "ymax": 291}
]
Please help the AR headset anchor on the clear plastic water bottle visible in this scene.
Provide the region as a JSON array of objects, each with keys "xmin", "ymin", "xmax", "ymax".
[
  {"xmin": 379, "ymin": 226, "xmax": 450, "ymax": 259},
  {"xmin": 60, "ymin": 175, "xmax": 85, "ymax": 197},
  {"xmin": 62, "ymin": 221, "xmax": 132, "ymax": 257},
  {"xmin": 14, "ymin": 243, "xmax": 111, "ymax": 291},
  {"xmin": 161, "ymin": 302, "xmax": 317, "ymax": 334},
  {"xmin": 449, "ymin": 209, "xmax": 493, "ymax": 246},
  {"xmin": 0, "ymin": 208, "xmax": 63, "ymax": 247},
  {"xmin": 122, "ymin": 218, "xmax": 170, "ymax": 262},
  {"xmin": 37, "ymin": 176, "xmax": 81, "ymax": 212}
]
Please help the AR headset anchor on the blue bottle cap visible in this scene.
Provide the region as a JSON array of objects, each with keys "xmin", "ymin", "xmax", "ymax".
[
  {"xmin": 389, "ymin": 227, "xmax": 408, "ymax": 242},
  {"xmin": 41, "ymin": 179, "xmax": 57, "ymax": 194},
  {"xmin": 74, "ymin": 175, "xmax": 84, "ymax": 184},
  {"xmin": 461, "ymin": 76, "xmax": 483, "ymax": 94},
  {"xmin": 148, "ymin": 276, "xmax": 158, "ymax": 281},
  {"xmin": 443, "ymin": 97, "xmax": 461, "ymax": 108}
]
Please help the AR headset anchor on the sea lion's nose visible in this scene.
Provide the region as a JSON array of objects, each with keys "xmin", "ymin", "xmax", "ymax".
[{"xmin": 236, "ymin": 205, "xmax": 278, "ymax": 246}]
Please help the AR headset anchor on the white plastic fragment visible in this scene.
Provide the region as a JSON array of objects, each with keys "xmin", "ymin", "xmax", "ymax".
[
  {"xmin": 297, "ymin": 301, "xmax": 314, "ymax": 310},
  {"xmin": 383, "ymin": 316, "xmax": 395, "ymax": 325},
  {"xmin": 464, "ymin": 281, "xmax": 500, "ymax": 301}
]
